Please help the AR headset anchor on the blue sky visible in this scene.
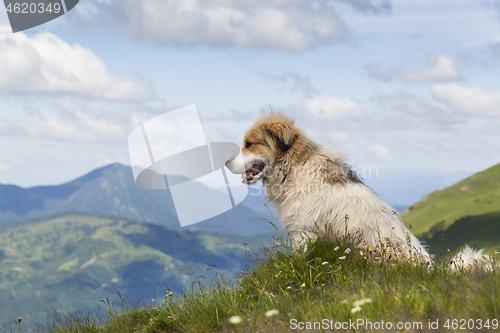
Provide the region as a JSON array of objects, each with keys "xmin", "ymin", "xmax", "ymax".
[{"xmin": 0, "ymin": 0, "xmax": 499, "ymax": 187}]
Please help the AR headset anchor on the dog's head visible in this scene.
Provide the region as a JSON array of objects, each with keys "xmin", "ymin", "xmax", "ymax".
[{"xmin": 225, "ymin": 112, "xmax": 299, "ymax": 185}]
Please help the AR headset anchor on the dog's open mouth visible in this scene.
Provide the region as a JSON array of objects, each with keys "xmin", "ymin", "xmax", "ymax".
[{"xmin": 242, "ymin": 162, "xmax": 265, "ymax": 181}]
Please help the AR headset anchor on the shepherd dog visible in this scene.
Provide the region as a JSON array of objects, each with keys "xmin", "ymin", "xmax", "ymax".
[{"xmin": 225, "ymin": 111, "xmax": 487, "ymax": 268}]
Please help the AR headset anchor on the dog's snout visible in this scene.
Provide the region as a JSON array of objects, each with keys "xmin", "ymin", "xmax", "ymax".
[
  {"xmin": 225, "ymin": 153, "xmax": 236, "ymax": 169},
  {"xmin": 225, "ymin": 152, "xmax": 243, "ymax": 174}
]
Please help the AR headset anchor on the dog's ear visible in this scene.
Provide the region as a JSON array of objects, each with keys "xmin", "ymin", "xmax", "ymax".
[{"xmin": 266, "ymin": 123, "xmax": 296, "ymax": 150}]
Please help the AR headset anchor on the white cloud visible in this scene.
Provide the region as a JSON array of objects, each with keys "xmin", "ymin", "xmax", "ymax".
[
  {"xmin": 369, "ymin": 144, "xmax": 392, "ymax": 161},
  {"xmin": 1, "ymin": 101, "xmax": 182, "ymax": 143},
  {"xmin": 9, "ymin": 110, "xmax": 128, "ymax": 143},
  {"xmin": 374, "ymin": 88, "xmax": 461, "ymax": 129},
  {"xmin": 304, "ymin": 94, "xmax": 363, "ymax": 121},
  {"xmin": 371, "ymin": 83, "xmax": 500, "ymax": 133},
  {"xmin": 431, "ymin": 84, "xmax": 500, "ymax": 117},
  {"xmin": 0, "ymin": 25, "xmax": 152, "ymax": 100},
  {"xmin": 4, "ymin": 102, "xmax": 232, "ymax": 144},
  {"xmin": 72, "ymin": 0, "xmax": 390, "ymax": 52},
  {"xmin": 291, "ymin": 83, "xmax": 500, "ymax": 139},
  {"xmin": 117, "ymin": 0, "xmax": 342, "ymax": 52},
  {"xmin": 366, "ymin": 54, "xmax": 461, "ymax": 82}
]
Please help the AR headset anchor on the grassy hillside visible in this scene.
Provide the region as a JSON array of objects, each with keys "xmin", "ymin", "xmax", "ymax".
[
  {"xmin": 403, "ymin": 162, "xmax": 500, "ymax": 254},
  {"xmin": 0, "ymin": 163, "xmax": 277, "ymax": 235},
  {"xmin": 0, "ymin": 213, "xmax": 275, "ymax": 330},
  {"xmin": 35, "ymin": 236, "xmax": 500, "ymax": 333}
]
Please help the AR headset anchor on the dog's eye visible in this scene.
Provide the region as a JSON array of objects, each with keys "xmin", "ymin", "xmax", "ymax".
[{"xmin": 245, "ymin": 142, "xmax": 253, "ymax": 148}]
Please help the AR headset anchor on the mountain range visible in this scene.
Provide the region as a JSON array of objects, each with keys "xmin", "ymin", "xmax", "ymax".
[
  {"xmin": 0, "ymin": 162, "xmax": 471, "ymax": 233},
  {"xmin": 0, "ymin": 163, "xmax": 277, "ymax": 235},
  {"xmin": 0, "ymin": 212, "xmax": 276, "ymax": 329}
]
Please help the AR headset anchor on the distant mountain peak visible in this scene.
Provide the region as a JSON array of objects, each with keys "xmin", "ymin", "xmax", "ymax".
[{"xmin": 0, "ymin": 163, "xmax": 276, "ymax": 235}]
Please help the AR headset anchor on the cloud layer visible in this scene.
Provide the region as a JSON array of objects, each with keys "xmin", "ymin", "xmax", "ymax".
[
  {"xmin": 11, "ymin": 110, "xmax": 128, "ymax": 143},
  {"xmin": 0, "ymin": 26, "xmax": 152, "ymax": 100},
  {"xmin": 0, "ymin": 100, "xmax": 183, "ymax": 143},
  {"xmin": 73, "ymin": 0, "xmax": 391, "ymax": 52},
  {"xmin": 431, "ymin": 84, "xmax": 500, "ymax": 117},
  {"xmin": 304, "ymin": 94, "xmax": 363, "ymax": 121},
  {"xmin": 368, "ymin": 84, "xmax": 500, "ymax": 134},
  {"xmin": 366, "ymin": 54, "xmax": 461, "ymax": 82}
]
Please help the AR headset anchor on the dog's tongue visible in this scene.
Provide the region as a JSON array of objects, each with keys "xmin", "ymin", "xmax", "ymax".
[
  {"xmin": 244, "ymin": 163, "xmax": 264, "ymax": 180},
  {"xmin": 245, "ymin": 170, "xmax": 254, "ymax": 180}
]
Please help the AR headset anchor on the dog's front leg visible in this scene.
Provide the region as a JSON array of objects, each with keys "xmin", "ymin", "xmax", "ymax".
[{"xmin": 290, "ymin": 231, "xmax": 318, "ymax": 252}]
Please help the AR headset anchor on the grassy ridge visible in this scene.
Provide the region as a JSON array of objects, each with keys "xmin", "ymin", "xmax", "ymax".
[
  {"xmin": 425, "ymin": 212, "xmax": 500, "ymax": 257},
  {"xmin": 403, "ymin": 162, "xmax": 500, "ymax": 252},
  {"xmin": 34, "ymin": 234, "xmax": 500, "ymax": 333}
]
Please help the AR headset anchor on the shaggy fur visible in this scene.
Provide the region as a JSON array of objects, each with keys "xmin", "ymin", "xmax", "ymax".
[{"xmin": 226, "ymin": 111, "xmax": 488, "ymax": 268}]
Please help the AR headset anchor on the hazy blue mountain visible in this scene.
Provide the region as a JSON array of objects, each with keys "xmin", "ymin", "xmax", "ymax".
[{"xmin": 0, "ymin": 163, "xmax": 276, "ymax": 235}]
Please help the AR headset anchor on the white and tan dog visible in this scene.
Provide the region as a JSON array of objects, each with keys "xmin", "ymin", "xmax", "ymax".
[{"xmin": 226, "ymin": 111, "xmax": 487, "ymax": 268}]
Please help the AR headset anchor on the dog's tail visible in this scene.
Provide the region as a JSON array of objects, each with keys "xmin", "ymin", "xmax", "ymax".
[{"xmin": 451, "ymin": 245, "xmax": 490, "ymax": 270}]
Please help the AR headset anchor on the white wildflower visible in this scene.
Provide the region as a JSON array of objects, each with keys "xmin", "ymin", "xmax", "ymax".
[
  {"xmin": 321, "ymin": 261, "xmax": 329, "ymax": 265},
  {"xmin": 287, "ymin": 286, "xmax": 292, "ymax": 289},
  {"xmin": 344, "ymin": 248, "xmax": 351, "ymax": 254},
  {"xmin": 265, "ymin": 309, "xmax": 279, "ymax": 317},
  {"xmin": 353, "ymin": 298, "xmax": 372, "ymax": 307},
  {"xmin": 229, "ymin": 316, "xmax": 242, "ymax": 324},
  {"xmin": 334, "ymin": 246, "xmax": 340, "ymax": 251},
  {"xmin": 300, "ymin": 283, "xmax": 306, "ymax": 287},
  {"xmin": 351, "ymin": 306, "xmax": 361, "ymax": 313},
  {"xmin": 339, "ymin": 256, "xmax": 346, "ymax": 260}
]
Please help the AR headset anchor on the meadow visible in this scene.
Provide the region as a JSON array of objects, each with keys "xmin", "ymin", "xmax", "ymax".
[{"xmin": 26, "ymin": 221, "xmax": 500, "ymax": 333}]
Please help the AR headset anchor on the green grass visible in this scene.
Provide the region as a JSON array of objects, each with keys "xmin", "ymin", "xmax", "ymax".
[
  {"xmin": 403, "ymin": 162, "xmax": 500, "ymax": 238},
  {"xmin": 0, "ymin": 212, "xmax": 275, "ymax": 329},
  {"xmin": 424, "ymin": 211, "xmax": 500, "ymax": 256},
  {"xmin": 26, "ymin": 225, "xmax": 500, "ymax": 333}
]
